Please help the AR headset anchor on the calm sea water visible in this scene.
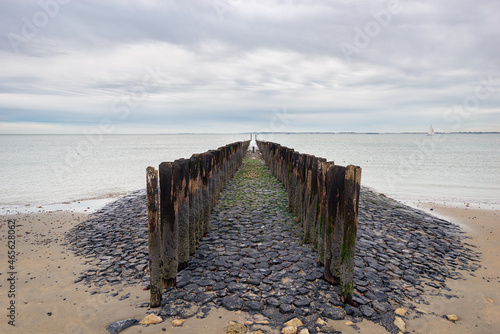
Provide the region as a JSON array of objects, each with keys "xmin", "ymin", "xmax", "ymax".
[{"xmin": 0, "ymin": 134, "xmax": 498, "ymax": 211}]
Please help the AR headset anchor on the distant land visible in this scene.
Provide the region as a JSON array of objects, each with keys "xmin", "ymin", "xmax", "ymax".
[{"xmin": 1, "ymin": 132, "xmax": 498, "ymax": 135}]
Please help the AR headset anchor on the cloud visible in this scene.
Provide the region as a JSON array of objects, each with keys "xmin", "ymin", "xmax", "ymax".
[{"xmin": 0, "ymin": 0, "xmax": 499, "ymax": 133}]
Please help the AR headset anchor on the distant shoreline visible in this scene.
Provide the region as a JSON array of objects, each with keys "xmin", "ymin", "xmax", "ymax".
[{"xmin": 0, "ymin": 132, "xmax": 498, "ymax": 136}]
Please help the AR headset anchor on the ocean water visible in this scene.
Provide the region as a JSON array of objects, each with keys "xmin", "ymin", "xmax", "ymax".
[{"xmin": 0, "ymin": 133, "xmax": 498, "ymax": 212}]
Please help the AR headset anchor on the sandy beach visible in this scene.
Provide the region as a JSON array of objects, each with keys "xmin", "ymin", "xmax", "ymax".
[
  {"xmin": 1, "ymin": 202, "xmax": 499, "ymax": 334},
  {"xmin": 404, "ymin": 203, "xmax": 500, "ymax": 334}
]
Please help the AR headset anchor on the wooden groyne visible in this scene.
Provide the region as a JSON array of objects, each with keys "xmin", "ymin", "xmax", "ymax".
[
  {"xmin": 146, "ymin": 141, "xmax": 250, "ymax": 307},
  {"xmin": 256, "ymin": 140, "xmax": 361, "ymax": 304}
]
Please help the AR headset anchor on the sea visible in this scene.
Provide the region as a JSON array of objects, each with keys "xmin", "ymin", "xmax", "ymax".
[{"xmin": 0, "ymin": 133, "xmax": 498, "ymax": 214}]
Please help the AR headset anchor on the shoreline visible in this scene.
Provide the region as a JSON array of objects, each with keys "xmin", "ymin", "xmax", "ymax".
[
  {"xmin": 2, "ymin": 183, "xmax": 499, "ymax": 217},
  {"xmin": 0, "ymin": 190, "xmax": 148, "ymax": 216},
  {"xmin": 1, "ymin": 189, "xmax": 498, "ymax": 333}
]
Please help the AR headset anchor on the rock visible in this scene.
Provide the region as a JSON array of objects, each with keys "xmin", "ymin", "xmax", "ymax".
[
  {"xmin": 395, "ymin": 308, "xmax": 407, "ymax": 316},
  {"xmin": 293, "ymin": 298, "xmax": 311, "ymax": 307},
  {"xmin": 195, "ymin": 292, "xmax": 216, "ymax": 304},
  {"xmin": 279, "ymin": 304, "xmax": 294, "ymax": 314},
  {"xmin": 372, "ymin": 300, "xmax": 391, "ymax": 313},
  {"xmin": 486, "ymin": 298, "xmax": 494, "ymax": 303},
  {"xmin": 281, "ymin": 325, "xmax": 297, "ymax": 334},
  {"xmin": 228, "ymin": 282, "xmax": 248, "ymax": 292},
  {"xmin": 227, "ymin": 322, "xmax": 247, "ymax": 334},
  {"xmin": 352, "ymin": 293, "xmax": 370, "ymax": 305},
  {"xmin": 394, "ymin": 316, "xmax": 406, "ymax": 332},
  {"xmin": 322, "ymin": 306, "xmax": 345, "ymax": 320},
  {"xmin": 298, "ymin": 329, "xmax": 310, "ymax": 334},
  {"xmin": 344, "ymin": 304, "xmax": 362, "ymax": 317},
  {"xmin": 316, "ymin": 317, "xmax": 327, "ymax": 326},
  {"xmin": 345, "ymin": 320, "xmax": 354, "ymax": 326},
  {"xmin": 266, "ymin": 297, "xmax": 280, "ymax": 307},
  {"xmin": 245, "ymin": 301, "xmax": 264, "ymax": 312},
  {"xmin": 179, "ymin": 305, "xmax": 199, "ymax": 318},
  {"xmin": 359, "ymin": 305, "xmax": 376, "ymax": 318},
  {"xmin": 139, "ymin": 314, "xmax": 162, "ymax": 325},
  {"xmin": 285, "ymin": 318, "xmax": 303, "ymax": 327},
  {"xmin": 415, "ymin": 308, "xmax": 431, "ymax": 314},
  {"xmin": 223, "ymin": 296, "xmax": 243, "ymax": 311},
  {"xmin": 106, "ymin": 318, "xmax": 138, "ymax": 334},
  {"xmin": 446, "ymin": 314, "xmax": 459, "ymax": 322},
  {"xmin": 172, "ymin": 319, "xmax": 186, "ymax": 327}
]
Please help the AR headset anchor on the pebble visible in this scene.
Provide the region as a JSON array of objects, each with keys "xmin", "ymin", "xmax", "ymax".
[
  {"xmin": 394, "ymin": 316, "xmax": 406, "ymax": 332},
  {"xmin": 69, "ymin": 153, "xmax": 480, "ymax": 333},
  {"xmin": 172, "ymin": 319, "xmax": 186, "ymax": 326},
  {"xmin": 394, "ymin": 308, "xmax": 407, "ymax": 316},
  {"xmin": 139, "ymin": 314, "xmax": 162, "ymax": 325},
  {"xmin": 226, "ymin": 322, "xmax": 247, "ymax": 334},
  {"xmin": 285, "ymin": 318, "xmax": 303, "ymax": 327},
  {"xmin": 106, "ymin": 318, "xmax": 138, "ymax": 334},
  {"xmin": 281, "ymin": 325, "xmax": 297, "ymax": 334}
]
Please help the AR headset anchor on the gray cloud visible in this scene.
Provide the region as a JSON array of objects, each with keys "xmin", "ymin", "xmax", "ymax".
[{"xmin": 0, "ymin": 0, "xmax": 499, "ymax": 133}]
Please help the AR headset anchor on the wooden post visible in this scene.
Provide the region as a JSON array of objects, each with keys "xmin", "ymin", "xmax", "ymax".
[
  {"xmin": 146, "ymin": 166, "xmax": 162, "ymax": 308},
  {"xmin": 315, "ymin": 158, "xmax": 327, "ymax": 264},
  {"xmin": 201, "ymin": 152, "xmax": 211, "ymax": 236},
  {"xmin": 189, "ymin": 155, "xmax": 201, "ymax": 255},
  {"xmin": 159, "ymin": 162, "xmax": 177, "ymax": 289},
  {"xmin": 175, "ymin": 159, "xmax": 190, "ymax": 271},
  {"xmin": 331, "ymin": 165, "xmax": 347, "ymax": 284},
  {"xmin": 323, "ymin": 163, "xmax": 334, "ymax": 283},
  {"xmin": 340, "ymin": 165, "xmax": 362, "ymax": 304}
]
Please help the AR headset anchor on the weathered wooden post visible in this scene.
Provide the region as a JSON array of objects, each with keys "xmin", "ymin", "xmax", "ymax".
[
  {"xmin": 189, "ymin": 154, "xmax": 201, "ymax": 255},
  {"xmin": 175, "ymin": 159, "xmax": 190, "ymax": 271},
  {"xmin": 340, "ymin": 165, "xmax": 362, "ymax": 304},
  {"xmin": 201, "ymin": 152, "xmax": 211, "ymax": 235},
  {"xmin": 159, "ymin": 162, "xmax": 177, "ymax": 289},
  {"xmin": 315, "ymin": 158, "xmax": 327, "ymax": 263},
  {"xmin": 324, "ymin": 164, "xmax": 345, "ymax": 285},
  {"xmin": 146, "ymin": 166, "xmax": 162, "ymax": 308}
]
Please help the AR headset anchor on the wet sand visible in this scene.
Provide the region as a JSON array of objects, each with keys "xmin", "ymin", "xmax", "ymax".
[{"xmin": 0, "ymin": 203, "xmax": 498, "ymax": 333}]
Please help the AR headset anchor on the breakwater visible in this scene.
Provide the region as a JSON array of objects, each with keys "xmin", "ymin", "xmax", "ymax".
[
  {"xmin": 66, "ymin": 151, "xmax": 480, "ymax": 333},
  {"xmin": 257, "ymin": 140, "xmax": 362, "ymax": 304},
  {"xmin": 146, "ymin": 141, "xmax": 250, "ymax": 307}
]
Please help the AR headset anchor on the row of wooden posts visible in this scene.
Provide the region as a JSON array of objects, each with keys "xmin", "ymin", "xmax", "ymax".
[
  {"xmin": 146, "ymin": 141, "xmax": 250, "ymax": 307},
  {"xmin": 256, "ymin": 140, "xmax": 361, "ymax": 304}
]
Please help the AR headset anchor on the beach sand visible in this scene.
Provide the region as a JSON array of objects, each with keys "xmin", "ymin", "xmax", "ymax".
[
  {"xmin": 0, "ymin": 204, "xmax": 498, "ymax": 333},
  {"xmin": 403, "ymin": 203, "xmax": 500, "ymax": 334}
]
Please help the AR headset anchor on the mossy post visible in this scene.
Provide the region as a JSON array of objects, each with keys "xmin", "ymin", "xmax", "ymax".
[
  {"xmin": 146, "ymin": 166, "xmax": 162, "ymax": 307},
  {"xmin": 340, "ymin": 165, "xmax": 361, "ymax": 305},
  {"xmin": 323, "ymin": 163, "xmax": 338, "ymax": 284},
  {"xmin": 159, "ymin": 161, "xmax": 177, "ymax": 289},
  {"xmin": 175, "ymin": 159, "xmax": 190, "ymax": 271},
  {"xmin": 201, "ymin": 152, "xmax": 211, "ymax": 236},
  {"xmin": 188, "ymin": 154, "xmax": 201, "ymax": 255},
  {"xmin": 330, "ymin": 165, "xmax": 346, "ymax": 283},
  {"xmin": 315, "ymin": 158, "xmax": 327, "ymax": 263}
]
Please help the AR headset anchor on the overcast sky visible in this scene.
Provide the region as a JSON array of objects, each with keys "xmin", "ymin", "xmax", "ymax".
[{"xmin": 0, "ymin": 0, "xmax": 498, "ymax": 134}]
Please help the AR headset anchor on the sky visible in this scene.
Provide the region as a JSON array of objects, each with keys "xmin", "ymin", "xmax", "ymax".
[{"xmin": 0, "ymin": 0, "xmax": 498, "ymax": 134}]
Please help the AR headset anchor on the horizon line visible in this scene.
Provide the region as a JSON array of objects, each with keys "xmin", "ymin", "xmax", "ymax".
[{"xmin": 1, "ymin": 131, "xmax": 499, "ymax": 135}]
